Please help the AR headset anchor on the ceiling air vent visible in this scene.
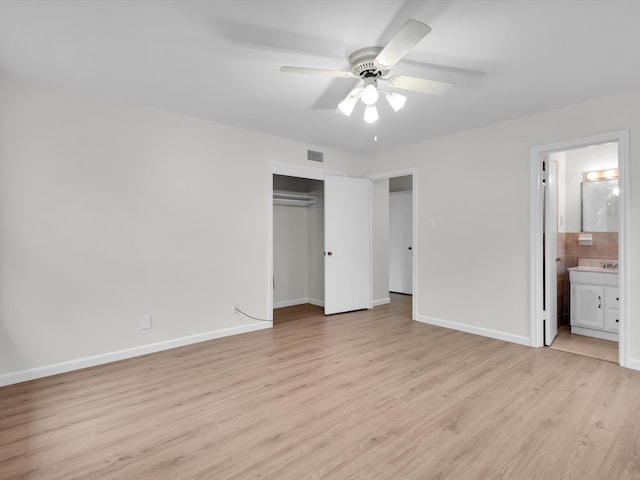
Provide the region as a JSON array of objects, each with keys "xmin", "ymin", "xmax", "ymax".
[{"xmin": 307, "ymin": 149, "xmax": 324, "ymax": 163}]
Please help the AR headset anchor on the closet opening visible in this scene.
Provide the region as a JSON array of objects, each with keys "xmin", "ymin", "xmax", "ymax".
[{"xmin": 272, "ymin": 174, "xmax": 325, "ymax": 325}]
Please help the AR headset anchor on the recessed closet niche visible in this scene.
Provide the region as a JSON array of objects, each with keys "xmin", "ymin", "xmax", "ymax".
[{"xmin": 273, "ymin": 175, "xmax": 324, "ymax": 308}]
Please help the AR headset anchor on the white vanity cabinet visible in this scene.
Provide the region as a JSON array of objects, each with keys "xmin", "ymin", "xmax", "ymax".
[
  {"xmin": 569, "ymin": 267, "xmax": 619, "ymax": 342},
  {"xmin": 604, "ymin": 287, "xmax": 620, "ymax": 333}
]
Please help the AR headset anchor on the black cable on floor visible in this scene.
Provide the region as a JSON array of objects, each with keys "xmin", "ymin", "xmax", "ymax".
[{"xmin": 235, "ymin": 306, "xmax": 272, "ymax": 323}]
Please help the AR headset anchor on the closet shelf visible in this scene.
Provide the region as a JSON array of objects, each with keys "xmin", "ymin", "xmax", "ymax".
[{"xmin": 273, "ymin": 191, "xmax": 318, "ymax": 207}]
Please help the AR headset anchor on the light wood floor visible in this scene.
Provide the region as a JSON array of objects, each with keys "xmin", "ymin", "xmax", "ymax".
[
  {"xmin": 550, "ymin": 325, "xmax": 619, "ymax": 364},
  {"xmin": 273, "ymin": 301, "xmax": 323, "ymax": 325},
  {"xmin": 2, "ymin": 294, "xmax": 640, "ymax": 479}
]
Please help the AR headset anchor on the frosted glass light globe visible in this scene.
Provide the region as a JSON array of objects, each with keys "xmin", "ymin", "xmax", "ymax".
[
  {"xmin": 361, "ymin": 85, "xmax": 379, "ymax": 106},
  {"xmin": 386, "ymin": 92, "xmax": 407, "ymax": 111},
  {"xmin": 364, "ymin": 105, "xmax": 379, "ymax": 123},
  {"xmin": 338, "ymin": 95, "xmax": 357, "ymax": 116}
]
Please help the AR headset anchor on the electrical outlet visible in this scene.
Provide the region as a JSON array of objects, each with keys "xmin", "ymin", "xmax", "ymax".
[
  {"xmin": 141, "ymin": 315, "xmax": 152, "ymax": 330},
  {"xmin": 233, "ymin": 304, "xmax": 240, "ymax": 315}
]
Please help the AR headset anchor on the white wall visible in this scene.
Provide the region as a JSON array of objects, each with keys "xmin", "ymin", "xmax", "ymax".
[
  {"xmin": 0, "ymin": 75, "xmax": 364, "ymax": 380},
  {"xmin": 366, "ymin": 92, "xmax": 640, "ymax": 360},
  {"xmin": 307, "ymin": 189, "xmax": 324, "ymax": 305},
  {"xmin": 3, "ymin": 73, "xmax": 640, "ymax": 382},
  {"xmin": 273, "ymin": 205, "xmax": 308, "ymax": 306},
  {"xmin": 272, "ymin": 193, "xmax": 324, "ymax": 307}
]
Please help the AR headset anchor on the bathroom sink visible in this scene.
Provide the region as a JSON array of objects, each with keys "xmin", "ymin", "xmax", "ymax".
[
  {"xmin": 568, "ymin": 267, "xmax": 618, "ymax": 286},
  {"xmin": 568, "ymin": 265, "xmax": 618, "ymax": 273}
]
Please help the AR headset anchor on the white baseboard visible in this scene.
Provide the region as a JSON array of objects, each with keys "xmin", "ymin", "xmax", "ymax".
[
  {"xmin": 373, "ymin": 297, "xmax": 391, "ymax": 307},
  {"xmin": 415, "ymin": 314, "xmax": 531, "ymax": 347},
  {"xmin": 0, "ymin": 322, "xmax": 271, "ymax": 387},
  {"xmin": 570, "ymin": 325, "xmax": 619, "ymax": 342},
  {"xmin": 273, "ymin": 298, "xmax": 309, "ymax": 308},
  {"xmin": 625, "ymin": 358, "xmax": 640, "ymax": 371},
  {"xmin": 308, "ymin": 298, "xmax": 325, "ymax": 307},
  {"xmin": 274, "ymin": 298, "xmax": 325, "ymax": 308}
]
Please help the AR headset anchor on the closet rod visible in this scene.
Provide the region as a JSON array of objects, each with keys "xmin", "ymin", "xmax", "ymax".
[{"xmin": 273, "ymin": 191, "xmax": 318, "ymax": 207}]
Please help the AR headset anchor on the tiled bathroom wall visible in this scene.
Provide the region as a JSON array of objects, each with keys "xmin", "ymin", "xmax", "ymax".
[{"xmin": 557, "ymin": 232, "xmax": 618, "ymax": 326}]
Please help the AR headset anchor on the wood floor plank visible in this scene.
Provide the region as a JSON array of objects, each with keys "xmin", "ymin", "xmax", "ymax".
[
  {"xmin": 2, "ymin": 294, "xmax": 640, "ymax": 479},
  {"xmin": 550, "ymin": 325, "xmax": 619, "ymax": 363}
]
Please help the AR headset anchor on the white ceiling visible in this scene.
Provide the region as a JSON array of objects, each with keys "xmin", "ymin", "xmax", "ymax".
[{"xmin": 1, "ymin": 0, "xmax": 639, "ymax": 155}]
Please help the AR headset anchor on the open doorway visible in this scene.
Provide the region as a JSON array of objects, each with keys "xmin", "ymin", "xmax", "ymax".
[
  {"xmin": 547, "ymin": 144, "xmax": 619, "ymax": 363},
  {"xmin": 370, "ymin": 170, "xmax": 416, "ymax": 320},
  {"xmin": 389, "ymin": 175, "xmax": 413, "ymax": 296},
  {"xmin": 531, "ymin": 130, "xmax": 629, "ymax": 366}
]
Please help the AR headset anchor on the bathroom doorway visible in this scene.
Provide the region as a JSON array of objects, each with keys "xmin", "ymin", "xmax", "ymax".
[{"xmin": 530, "ymin": 130, "xmax": 629, "ymax": 366}]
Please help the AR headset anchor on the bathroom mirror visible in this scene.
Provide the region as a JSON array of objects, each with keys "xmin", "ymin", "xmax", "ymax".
[{"xmin": 581, "ymin": 178, "xmax": 618, "ymax": 232}]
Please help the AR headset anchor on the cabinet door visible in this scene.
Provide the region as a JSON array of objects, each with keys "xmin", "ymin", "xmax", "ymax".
[
  {"xmin": 604, "ymin": 287, "xmax": 620, "ymax": 332},
  {"xmin": 571, "ymin": 284, "xmax": 604, "ymax": 329}
]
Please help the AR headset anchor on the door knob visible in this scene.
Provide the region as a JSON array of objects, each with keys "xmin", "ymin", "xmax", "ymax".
[
  {"xmin": 408, "ymin": 247, "xmax": 412, "ymax": 250},
  {"xmin": 327, "ymin": 251, "xmax": 333, "ymax": 256}
]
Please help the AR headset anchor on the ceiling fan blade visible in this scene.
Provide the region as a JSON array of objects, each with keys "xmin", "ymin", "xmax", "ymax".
[
  {"xmin": 280, "ymin": 66, "xmax": 354, "ymax": 78},
  {"xmin": 345, "ymin": 82, "xmax": 364, "ymax": 98},
  {"xmin": 386, "ymin": 75, "xmax": 452, "ymax": 96},
  {"xmin": 374, "ymin": 19, "xmax": 431, "ymax": 71}
]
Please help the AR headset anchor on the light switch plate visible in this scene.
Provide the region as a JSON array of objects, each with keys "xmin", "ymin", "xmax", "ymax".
[{"xmin": 141, "ymin": 315, "xmax": 152, "ymax": 330}]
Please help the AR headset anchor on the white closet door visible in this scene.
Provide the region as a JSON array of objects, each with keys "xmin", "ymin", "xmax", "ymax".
[{"xmin": 324, "ymin": 175, "xmax": 371, "ymax": 315}]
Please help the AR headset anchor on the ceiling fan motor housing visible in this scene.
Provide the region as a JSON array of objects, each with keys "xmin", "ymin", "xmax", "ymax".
[{"xmin": 348, "ymin": 46, "xmax": 388, "ymax": 77}]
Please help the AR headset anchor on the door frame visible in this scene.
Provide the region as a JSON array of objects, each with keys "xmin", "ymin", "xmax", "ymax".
[
  {"xmin": 368, "ymin": 168, "xmax": 418, "ymax": 320},
  {"xmin": 529, "ymin": 130, "xmax": 630, "ymax": 367},
  {"xmin": 268, "ymin": 162, "xmax": 345, "ymax": 317}
]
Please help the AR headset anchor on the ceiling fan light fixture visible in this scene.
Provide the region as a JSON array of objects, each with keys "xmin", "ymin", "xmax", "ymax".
[
  {"xmin": 364, "ymin": 105, "xmax": 379, "ymax": 123},
  {"xmin": 386, "ymin": 92, "xmax": 407, "ymax": 111},
  {"xmin": 338, "ymin": 95, "xmax": 358, "ymax": 116},
  {"xmin": 280, "ymin": 19, "xmax": 454, "ymax": 126}
]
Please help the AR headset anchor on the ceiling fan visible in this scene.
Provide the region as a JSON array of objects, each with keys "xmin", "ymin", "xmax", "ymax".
[{"xmin": 280, "ymin": 19, "xmax": 452, "ymax": 123}]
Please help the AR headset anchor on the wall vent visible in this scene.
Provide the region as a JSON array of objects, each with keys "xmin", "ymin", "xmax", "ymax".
[{"xmin": 307, "ymin": 149, "xmax": 324, "ymax": 163}]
